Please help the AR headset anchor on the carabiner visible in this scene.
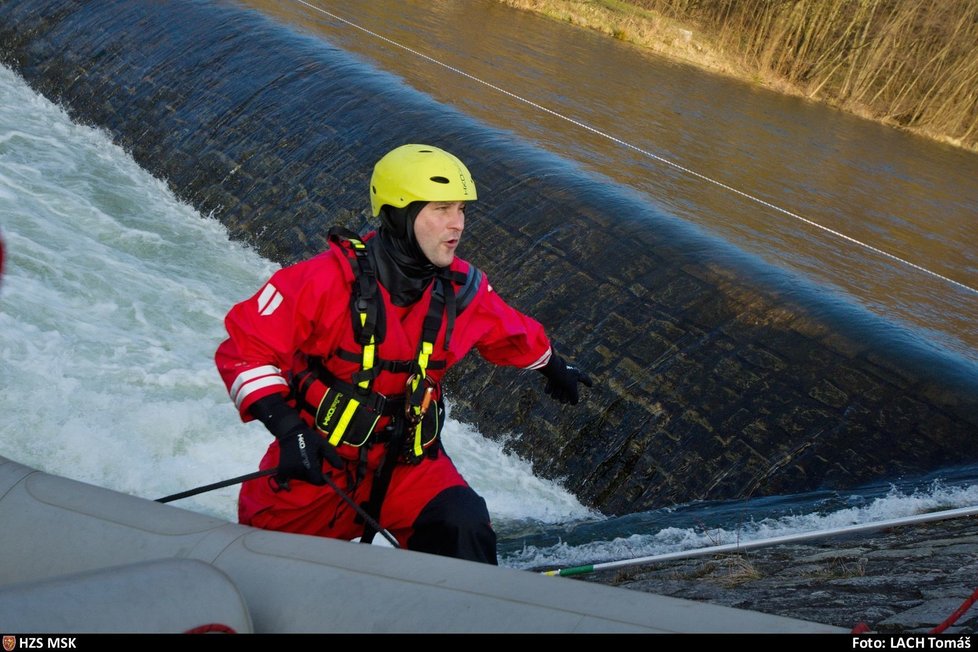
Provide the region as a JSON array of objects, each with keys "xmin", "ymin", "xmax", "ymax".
[{"xmin": 405, "ymin": 374, "xmax": 435, "ymax": 420}]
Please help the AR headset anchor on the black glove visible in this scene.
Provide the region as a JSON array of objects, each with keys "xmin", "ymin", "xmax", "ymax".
[
  {"xmin": 248, "ymin": 394, "xmax": 344, "ymax": 487},
  {"xmin": 539, "ymin": 351, "xmax": 593, "ymax": 405},
  {"xmin": 275, "ymin": 423, "xmax": 344, "ymax": 485}
]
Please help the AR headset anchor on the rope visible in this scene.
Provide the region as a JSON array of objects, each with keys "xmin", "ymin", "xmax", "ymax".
[
  {"xmin": 291, "ymin": 0, "xmax": 977, "ymax": 297},
  {"xmin": 850, "ymin": 586, "xmax": 978, "ymax": 634},
  {"xmin": 930, "ymin": 586, "xmax": 978, "ymax": 634}
]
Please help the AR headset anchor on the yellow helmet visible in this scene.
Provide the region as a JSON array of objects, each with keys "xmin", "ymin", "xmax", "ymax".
[{"xmin": 370, "ymin": 144, "xmax": 477, "ymax": 217}]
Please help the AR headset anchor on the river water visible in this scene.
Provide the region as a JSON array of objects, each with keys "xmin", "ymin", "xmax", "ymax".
[
  {"xmin": 2, "ymin": 0, "xmax": 978, "ymax": 572},
  {"xmin": 243, "ymin": 0, "xmax": 978, "ymax": 365}
]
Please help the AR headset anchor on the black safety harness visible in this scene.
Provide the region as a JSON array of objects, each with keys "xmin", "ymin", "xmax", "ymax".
[{"xmin": 293, "ymin": 227, "xmax": 482, "ymax": 542}]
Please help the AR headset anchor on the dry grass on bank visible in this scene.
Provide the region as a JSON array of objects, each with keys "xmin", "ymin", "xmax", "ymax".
[
  {"xmin": 498, "ymin": 0, "xmax": 745, "ymax": 75},
  {"xmin": 496, "ymin": 0, "xmax": 978, "ymax": 153}
]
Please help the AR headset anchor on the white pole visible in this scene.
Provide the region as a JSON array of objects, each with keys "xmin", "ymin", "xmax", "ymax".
[{"xmin": 542, "ymin": 504, "xmax": 978, "ymax": 576}]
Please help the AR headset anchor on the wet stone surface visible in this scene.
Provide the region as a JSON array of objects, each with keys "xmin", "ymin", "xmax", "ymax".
[{"xmin": 583, "ymin": 517, "xmax": 978, "ymax": 633}]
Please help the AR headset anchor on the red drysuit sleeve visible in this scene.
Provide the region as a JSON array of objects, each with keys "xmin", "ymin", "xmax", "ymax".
[
  {"xmin": 468, "ymin": 275, "xmax": 553, "ymax": 371},
  {"xmin": 215, "ymin": 250, "xmax": 350, "ymax": 421}
]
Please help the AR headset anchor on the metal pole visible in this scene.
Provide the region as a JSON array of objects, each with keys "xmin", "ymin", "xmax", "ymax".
[
  {"xmin": 155, "ymin": 467, "xmax": 401, "ymax": 548},
  {"xmin": 541, "ymin": 504, "xmax": 978, "ymax": 577},
  {"xmin": 155, "ymin": 468, "xmax": 276, "ymax": 504}
]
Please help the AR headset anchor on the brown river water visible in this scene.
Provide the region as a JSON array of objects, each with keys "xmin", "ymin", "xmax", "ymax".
[{"xmin": 241, "ymin": 0, "xmax": 978, "ymax": 366}]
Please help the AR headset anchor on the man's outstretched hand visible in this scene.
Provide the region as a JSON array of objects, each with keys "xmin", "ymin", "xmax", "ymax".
[{"xmin": 540, "ymin": 351, "xmax": 593, "ymax": 405}]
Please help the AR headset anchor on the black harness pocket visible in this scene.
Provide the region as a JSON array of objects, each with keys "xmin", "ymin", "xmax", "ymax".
[{"xmin": 313, "ymin": 384, "xmax": 382, "ymax": 448}]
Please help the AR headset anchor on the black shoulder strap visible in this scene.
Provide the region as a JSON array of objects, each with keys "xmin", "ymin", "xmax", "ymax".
[
  {"xmin": 455, "ymin": 265, "xmax": 483, "ymax": 314},
  {"xmin": 325, "ymin": 227, "xmax": 386, "ymax": 393},
  {"xmin": 327, "ymin": 227, "xmax": 384, "ymax": 347},
  {"xmin": 428, "ymin": 265, "xmax": 483, "ymax": 351},
  {"xmin": 327, "ymin": 225, "xmax": 364, "ymax": 244}
]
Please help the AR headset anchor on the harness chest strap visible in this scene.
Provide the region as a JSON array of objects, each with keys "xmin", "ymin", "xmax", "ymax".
[{"xmin": 293, "ymin": 228, "xmax": 480, "ymax": 453}]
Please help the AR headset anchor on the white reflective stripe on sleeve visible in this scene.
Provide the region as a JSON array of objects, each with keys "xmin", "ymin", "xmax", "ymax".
[
  {"xmin": 229, "ymin": 365, "xmax": 287, "ymax": 410},
  {"xmin": 257, "ymin": 283, "xmax": 284, "ymax": 316},
  {"xmin": 233, "ymin": 376, "xmax": 289, "ymax": 411},
  {"xmin": 524, "ymin": 347, "xmax": 553, "ymax": 370}
]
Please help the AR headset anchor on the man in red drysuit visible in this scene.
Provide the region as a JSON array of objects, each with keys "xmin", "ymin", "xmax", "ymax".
[{"xmin": 216, "ymin": 144, "xmax": 590, "ymax": 563}]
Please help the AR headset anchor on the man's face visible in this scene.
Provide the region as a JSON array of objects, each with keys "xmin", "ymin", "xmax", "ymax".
[{"xmin": 413, "ymin": 201, "xmax": 466, "ymax": 267}]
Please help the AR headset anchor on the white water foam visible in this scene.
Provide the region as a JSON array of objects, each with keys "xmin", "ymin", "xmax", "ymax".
[
  {"xmin": 505, "ymin": 479, "xmax": 978, "ymax": 571},
  {"xmin": 0, "ymin": 63, "xmax": 590, "ymax": 535}
]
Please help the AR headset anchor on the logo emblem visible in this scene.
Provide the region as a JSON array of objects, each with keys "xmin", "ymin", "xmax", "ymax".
[{"xmin": 3, "ymin": 635, "xmax": 16, "ymax": 652}]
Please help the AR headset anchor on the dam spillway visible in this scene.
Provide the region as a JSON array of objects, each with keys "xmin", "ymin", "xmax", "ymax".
[{"xmin": 2, "ymin": 0, "xmax": 977, "ymax": 515}]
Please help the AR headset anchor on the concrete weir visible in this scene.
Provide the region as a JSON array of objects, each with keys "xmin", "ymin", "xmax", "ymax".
[{"xmin": 2, "ymin": 0, "xmax": 977, "ymax": 515}]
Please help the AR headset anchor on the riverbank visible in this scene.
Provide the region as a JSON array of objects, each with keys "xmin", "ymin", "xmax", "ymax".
[
  {"xmin": 494, "ymin": 0, "xmax": 978, "ymax": 153},
  {"xmin": 496, "ymin": 0, "xmax": 749, "ymax": 78},
  {"xmin": 582, "ymin": 515, "xmax": 978, "ymax": 633}
]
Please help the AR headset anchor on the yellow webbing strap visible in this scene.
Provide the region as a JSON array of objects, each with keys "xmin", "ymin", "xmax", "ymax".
[
  {"xmin": 408, "ymin": 340, "xmax": 435, "ymax": 457},
  {"xmin": 327, "ymin": 397, "xmax": 362, "ymax": 447},
  {"xmin": 348, "ymin": 237, "xmax": 376, "ymax": 392},
  {"xmin": 358, "ymin": 311, "xmax": 375, "ymax": 390}
]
